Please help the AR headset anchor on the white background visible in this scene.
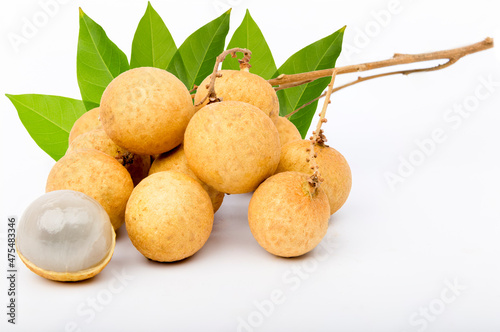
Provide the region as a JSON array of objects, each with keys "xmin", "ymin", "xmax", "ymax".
[{"xmin": 1, "ymin": 0, "xmax": 500, "ymax": 331}]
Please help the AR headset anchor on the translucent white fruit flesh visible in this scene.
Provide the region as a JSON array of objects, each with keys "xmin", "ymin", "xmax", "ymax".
[{"xmin": 17, "ymin": 190, "xmax": 114, "ymax": 274}]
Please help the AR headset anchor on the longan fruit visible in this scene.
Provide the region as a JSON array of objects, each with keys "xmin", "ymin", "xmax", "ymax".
[
  {"xmin": 16, "ymin": 190, "xmax": 115, "ymax": 282},
  {"xmin": 248, "ymin": 171, "xmax": 330, "ymax": 257},
  {"xmin": 68, "ymin": 107, "xmax": 101, "ymax": 144},
  {"xmin": 46, "ymin": 149, "xmax": 134, "ymax": 230},
  {"xmin": 100, "ymin": 67, "xmax": 195, "ymax": 155},
  {"xmin": 273, "ymin": 116, "xmax": 301, "ymax": 147},
  {"xmin": 125, "ymin": 171, "xmax": 214, "ymax": 262},
  {"xmin": 194, "ymin": 70, "xmax": 279, "ymax": 117},
  {"xmin": 149, "ymin": 144, "xmax": 224, "ymax": 212},
  {"xmin": 184, "ymin": 101, "xmax": 280, "ymax": 194},
  {"xmin": 276, "ymin": 140, "xmax": 352, "ymax": 215},
  {"xmin": 67, "ymin": 128, "xmax": 151, "ymax": 186}
]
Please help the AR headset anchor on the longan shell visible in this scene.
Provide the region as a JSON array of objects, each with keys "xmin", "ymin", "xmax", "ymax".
[
  {"xmin": 273, "ymin": 116, "xmax": 302, "ymax": 146},
  {"xmin": 276, "ymin": 140, "xmax": 352, "ymax": 215},
  {"xmin": 125, "ymin": 171, "xmax": 214, "ymax": 262},
  {"xmin": 68, "ymin": 107, "xmax": 101, "ymax": 144},
  {"xmin": 68, "ymin": 128, "xmax": 151, "ymax": 186},
  {"xmin": 184, "ymin": 101, "xmax": 281, "ymax": 194},
  {"xmin": 194, "ymin": 70, "xmax": 279, "ymax": 117},
  {"xmin": 149, "ymin": 144, "xmax": 224, "ymax": 212},
  {"xmin": 100, "ymin": 67, "xmax": 195, "ymax": 155},
  {"xmin": 46, "ymin": 150, "xmax": 134, "ymax": 230},
  {"xmin": 248, "ymin": 171, "xmax": 330, "ymax": 257},
  {"xmin": 17, "ymin": 227, "xmax": 115, "ymax": 282}
]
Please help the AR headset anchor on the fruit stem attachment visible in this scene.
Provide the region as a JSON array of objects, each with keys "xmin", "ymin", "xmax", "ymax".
[
  {"xmin": 117, "ymin": 152, "xmax": 135, "ymax": 166},
  {"xmin": 307, "ymin": 70, "xmax": 338, "ymax": 192},
  {"xmin": 195, "ymin": 48, "xmax": 252, "ymax": 106}
]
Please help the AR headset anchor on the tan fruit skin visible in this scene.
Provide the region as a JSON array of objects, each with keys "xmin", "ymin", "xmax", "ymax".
[
  {"xmin": 46, "ymin": 150, "xmax": 134, "ymax": 230},
  {"xmin": 248, "ymin": 171, "xmax": 330, "ymax": 257},
  {"xmin": 273, "ymin": 116, "xmax": 301, "ymax": 147},
  {"xmin": 194, "ymin": 70, "xmax": 279, "ymax": 117},
  {"xmin": 68, "ymin": 107, "xmax": 101, "ymax": 144},
  {"xmin": 276, "ymin": 140, "xmax": 352, "ymax": 215},
  {"xmin": 100, "ymin": 67, "xmax": 195, "ymax": 155},
  {"xmin": 184, "ymin": 101, "xmax": 281, "ymax": 194},
  {"xmin": 16, "ymin": 226, "xmax": 115, "ymax": 282},
  {"xmin": 125, "ymin": 171, "xmax": 214, "ymax": 262},
  {"xmin": 149, "ymin": 144, "xmax": 224, "ymax": 212},
  {"xmin": 67, "ymin": 128, "xmax": 151, "ymax": 186}
]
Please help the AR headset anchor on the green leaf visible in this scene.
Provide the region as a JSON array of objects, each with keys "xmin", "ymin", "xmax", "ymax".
[
  {"xmin": 6, "ymin": 94, "xmax": 87, "ymax": 161},
  {"xmin": 130, "ymin": 2, "xmax": 176, "ymax": 69},
  {"xmin": 222, "ymin": 9, "xmax": 277, "ymax": 80},
  {"xmin": 167, "ymin": 9, "xmax": 231, "ymax": 89},
  {"xmin": 275, "ymin": 26, "xmax": 345, "ymax": 137},
  {"xmin": 77, "ymin": 8, "xmax": 129, "ymax": 110}
]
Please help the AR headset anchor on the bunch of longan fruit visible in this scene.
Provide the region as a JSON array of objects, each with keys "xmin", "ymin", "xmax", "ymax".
[{"xmin": 17, "ymin": 64, "xmax": 352, "ymax": 282}]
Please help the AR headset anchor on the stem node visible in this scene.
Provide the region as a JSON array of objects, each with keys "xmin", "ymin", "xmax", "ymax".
[{"xmin": 196, "ymin": 48, "xmax": 252, "ymax": 107}]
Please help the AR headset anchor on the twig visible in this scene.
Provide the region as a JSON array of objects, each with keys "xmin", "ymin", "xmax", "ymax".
[
  {"xmin": 286, "ymin": 65, "xmax": 452, "ymax": 118},
  {"xmin": 285, "ymin": 38, "xmax": 493, "ymax": 118},
  {"xmin": 285, "ymin": 92, "xmax": 326, "ymax": 119},
  {"xmin": 312, "ymin": 70, "xmax": 337, "ymax": 144},
  {"xmin": 188, "ymin": 85, "xmax": 198, "ymax": 94},
  {"xmin": 269, "ymin": 38, "xmax": 493, "ymax": 87},
  {"xmin": 195, "ymin": 48, "xmax": 252, "ymax": 106},
  {"xmin": 274, "ymin": 80, "xmax": 313, "ymax": 91},
  {"xmin": 307, "ymin": 70, "xmax": 338, "ymax": 191},
  {"xmin": 301, "ymin": 39, "xmax": 494, "ymax": 190}
]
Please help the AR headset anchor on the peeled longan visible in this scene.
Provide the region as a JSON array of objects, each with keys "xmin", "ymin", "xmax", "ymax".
[
  {"xmin": 125, "ymin": 171, "xmax": 214, "ymax": 262},
  {"xmin": 68, "ymin": 107, "xmax": 101, "ymax": 144},
  {"xmin": 100, "ymin": 67, "xmax": 195, "ymax": 155},
  {"xmin": 273, "ymin": 116, "xmax": 302, "ymax": 147},
  {"xmin": 276, "ymin": 140, "xmax": 352, "ymax": 215},
  {"xmin": 149, "ymin": 144, "xmax": 224, "ymax": 212},
  {"xmin": 248, "ymin": 171, "xmax": 330, "ymax": 257},
  {"xmin": 194, "ymin": 70, "xmax": 279, "ymax": 117},
  {"xmin": 67, "ymin": 128, "xmax": 151, "ymax": 186},
  {"xmin": 16, "ymin": 190, "xmax": 115, "ymax": 282},
  {"xmin": 184, "ymin": 101, "xmax": 280, "ymax": 194},
  {"xmin": 46, "ymin": 149, "xmax": 134, "ymax": 230}
]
